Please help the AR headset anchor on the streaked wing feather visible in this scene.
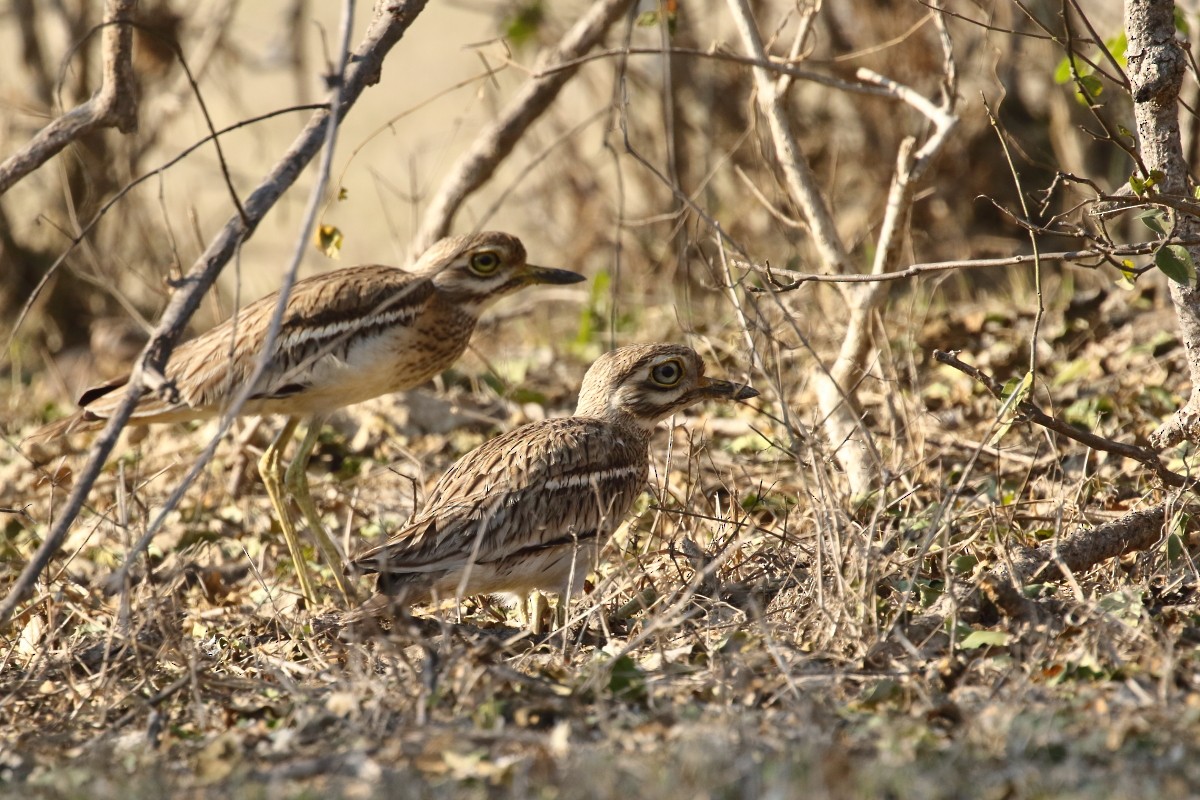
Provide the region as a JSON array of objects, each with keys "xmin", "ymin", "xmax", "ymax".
[
  {"xmin": 354, "ymin": 417, "xmax": 647, "ymax": 576},
  {"xmin": 79, "ymin": 264, "xmax": 431, "ymax": 419}
]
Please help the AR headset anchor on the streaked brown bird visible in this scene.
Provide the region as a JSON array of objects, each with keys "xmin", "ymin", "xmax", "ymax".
[
  {"xmin": 28, "ymin": 232, "xmax": 584, "ymax": 605},
  {"xmin": 348, "ymin": 342, "xmax": 758, "ymax": 627}
]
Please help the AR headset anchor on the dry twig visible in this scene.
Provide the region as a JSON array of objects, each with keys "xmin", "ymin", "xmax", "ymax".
[
  {"xmin": 0, "ymin": 0, "xmax": 430, "ymax": 629},
  {"xmin": 933, "ymin": 350, "xmax": 1191, "ymax": 489},
  {"xmin": 0, "ymin": 0, "xmax": 138, "ymax": 197},
  {"xmin": 410, "ymin": 0, "xmax": 636, "ymax": 256}
]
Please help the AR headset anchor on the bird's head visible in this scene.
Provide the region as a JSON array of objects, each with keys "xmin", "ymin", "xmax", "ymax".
[
  {"xmin": 418, "ymin": 231, "xmax": 584, "ymax": 311},
  {"xmin": 574, "ymin": 343, "xmax": 758, "ymax": 431}
]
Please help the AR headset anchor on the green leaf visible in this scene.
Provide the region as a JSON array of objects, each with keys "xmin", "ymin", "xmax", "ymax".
[
  {"xmin": 505, "ymin": 1, "xmax": 544, "ymax": 49},
  {"xmin": 1129, "ymin": 175, "xmax": 1147, "ymax": 196},
  {"xmin": 1156, "ymin": 245, "xmax": 1196, "ymax": 285},
  {"xmin": 951, "ymin": 554, "xmax": 979, "ymax": 575},
  {"xmin": 606, "ymin": 655, "xmax": 647, "ymax": 700},
  {"xmin": 989, "ymin": 370, "xmax": 1033, "ymax": 446},
  {"xmin": 1106, "ymin": 33, "xmax": 1128, "ymax": 68},
  {"xmin": 1167, "ymin": 532, "xmax": 1184, "ymax": 562},
  {"xmin": 1138, "ymin": 209, "xmax": 1167, "ymax": 235},
  {"xmin": 1053, "ymin": 56, "xmax": 1074, "ymax": 84},
  {"xmin": 1078, "ymin": 74, "xmax": 1104, "ymax": 101},
  {"xmin": 959, "ymin": 630, "xmax": 1009, "ymax": 650},
  {"xmin": 1052, "ymin": 357, "xmax": 1096, "ymax": 388},
  {"xmin": 1097, "ymin": 590, "xmax": 1143, "ymax": 625}
]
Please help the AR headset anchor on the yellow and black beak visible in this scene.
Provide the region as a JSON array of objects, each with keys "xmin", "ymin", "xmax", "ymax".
[
  {"xmin": 698, "ymin": 377, "xmax": 759, "ymax": 401},
  {"xmin": 524, "ymin": 264, "xmax": 587, "ymax": 285}
]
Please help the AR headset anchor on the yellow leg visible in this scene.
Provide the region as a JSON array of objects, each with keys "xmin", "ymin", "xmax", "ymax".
[
  {"xmin": 552, "ymin": 593, "xmax": 569, "ymax": 632},
  {"xmin": 258, "ymin": 416, "xmax": 316, "ymax": 604},
  {"xmin": 529, "ymin": 591, "xmax": 548, "ymax": 636},
  {"xmin": 284, "ymin": 417, "xmax": 356, "ymax": 605}
]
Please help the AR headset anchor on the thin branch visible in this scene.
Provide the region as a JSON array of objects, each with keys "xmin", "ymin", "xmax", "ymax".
[
  {"xmin": 411, "ymin": 0, "xmax": 636, "ymax": 255},
  {"xmin": 3, "ymin": 104, "xmax": 326, "ymax": 358},
  {"xmin": 0, "ymin": 0, "xmax": 138, "ymax": 197},
  {"xmin": 0, "ymin": 0, "xmax": 430, "ymax": 630},
  {"xmin": 933, "ymin": 350, "xmax": 1190, "ymax": 489},
  {"xmin": 724, "ymin": 0, "xmax": 849, "ymax": 274},
  {"xmin": 539, "ymin": 46, "xmax": 901, "ymax": 100},
  {"xmin": 110, "ymin": 0, "xmax": 359, "ymax": 598},
  {"xmin": 736, "ymin": 240, "xmax": 1197, "ymax": 287}
]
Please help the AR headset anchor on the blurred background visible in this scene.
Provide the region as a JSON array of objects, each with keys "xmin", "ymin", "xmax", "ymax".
[{"xmin": 0, "ymin": 1, "xmax": 1138, "ymax": 409}]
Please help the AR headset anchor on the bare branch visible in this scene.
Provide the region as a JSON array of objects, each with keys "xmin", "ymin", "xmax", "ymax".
[
  {"xmin": 0, "ymin": 0, "xmax": 138, "ymax": 197},
  {"xmin": 724, "ymin": 0, "xmax": 849, "ymax": 274},
  {"xmin": 933, "ymin": 350, "xmax": 1191, "ymax": 489},
  {"xmin": 736, "ymin": 240, "xmax": 1193, "ymax": 286},
  {"xmin": 887, "ymin": 503, "xmax": 1170, "ymax": 654},
  {"xmin": 0, "ymin": 0, "xmax": 430, "ymax": 630},
  {"xmin": 411, "ymin": 0, "xmax": 635, "ymax": 255}
]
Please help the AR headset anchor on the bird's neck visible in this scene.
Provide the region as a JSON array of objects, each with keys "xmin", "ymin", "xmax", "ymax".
[{"xmin": 597, "ymin": 408, "xmax": 657, "ymax": 442}]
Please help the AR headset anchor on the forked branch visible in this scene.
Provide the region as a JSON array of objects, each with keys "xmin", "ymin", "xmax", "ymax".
[
  {"xmin": 411, "ymin": 0, "xmax": 635, "ymax": 256},
  {"xmin": 0, "ymin": 0, "xmax": 431, "ymax": 629},
  {"xmin": 0, "ymin": 0, "xmax": 138, "ymax": 197}
]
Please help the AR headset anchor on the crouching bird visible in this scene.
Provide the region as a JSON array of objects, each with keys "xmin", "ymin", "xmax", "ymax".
[
  {"xmin": 346, "ymin": 342, "xmax": 758, "ymax": 629},
  {"xmin": 26, "ymin": 232, "xmax": 584, "ymax": 606}
]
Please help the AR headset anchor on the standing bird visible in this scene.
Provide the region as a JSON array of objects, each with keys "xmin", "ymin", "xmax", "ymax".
[
  {"xmin": 27, "ymin": 232, "xmax": 585, "ymax": 605},
  {"xmin": 347, "ymin": 343, "xmax": 758, "ymax": 627}
]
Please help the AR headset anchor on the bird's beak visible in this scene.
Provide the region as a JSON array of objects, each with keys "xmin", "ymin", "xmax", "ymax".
[
  {"xmin": 699, "ymin": 377, "xmax": 759, "ymax": 401},
  {"xmin": 524, "ymin": 264, "xmax": 587, "ymax": 285}
]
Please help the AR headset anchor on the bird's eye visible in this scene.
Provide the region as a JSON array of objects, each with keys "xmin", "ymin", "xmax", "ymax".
[
  {"xmin": 469, "ymin": 251, "xmax": 502, "ymax": 275},
  {"xmin": 650, "ymin": 359, "xmax": 684, "ymax": 387}
]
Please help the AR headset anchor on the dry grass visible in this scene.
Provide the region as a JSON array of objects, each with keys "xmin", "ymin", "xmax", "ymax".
[
  {"xmin": 3, "ymin": 273, "xmax": 1199, "ymax": 799},
  {"xmin": 3, "ymin": 2, "xmax": 1199, "ymax": 798}
]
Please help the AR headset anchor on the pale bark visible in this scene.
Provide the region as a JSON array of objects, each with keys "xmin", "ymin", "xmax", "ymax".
[
  {"xmin": 411, "ymin": 0, "xmax": 635, "ymax": 257},
  {"xmin": 1127, "ymin": 0, "xmax": 1200, "ymax": 449}
]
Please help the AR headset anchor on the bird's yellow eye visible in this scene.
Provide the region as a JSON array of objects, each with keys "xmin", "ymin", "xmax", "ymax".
[
  {"xmin": 650, "ymin": 359, "xmax": 684, "ymax": 387},
  {"xmin": 469, "ymin": 251, "xmax": 502, "ymax": 275}
]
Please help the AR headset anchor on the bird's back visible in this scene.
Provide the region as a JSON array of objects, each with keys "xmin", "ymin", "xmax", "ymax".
[
  {"xmin": 351, "ymin": 415, "xmax": 651, "ymax": 600},
  {"xmin": 66, "ymin": 264, "xmax": 439, "ymax": 426}
]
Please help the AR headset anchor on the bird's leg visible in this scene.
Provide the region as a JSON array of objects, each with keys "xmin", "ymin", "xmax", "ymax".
[
  {"xmin": 551, "ymin": 592, "xmax": 569, "ymax": 632},
  {"xmin": 514, "ymin": 594, "xmax": 530, "ymax": 629},
  {"xmin": 258, "ymin": 416, "xmax": 316, "ymax": 605},
  {"xmin": 284, "ymin": 416, "xmax": 356, "ymax": 605},
  {"xmin": 528, "ymin": 591, "xmax": 548, "ymax": 636}
]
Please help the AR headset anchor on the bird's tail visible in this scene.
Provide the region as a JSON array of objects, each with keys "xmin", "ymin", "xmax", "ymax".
[{"xmin": 22, "ymin": 411, "xmax": 103, "ymax": 448}]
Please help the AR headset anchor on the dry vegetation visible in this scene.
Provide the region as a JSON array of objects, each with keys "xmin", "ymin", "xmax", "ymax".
[{"xmin": 3, "ymin": 1, "xmax": 1200, "ymax": 797}]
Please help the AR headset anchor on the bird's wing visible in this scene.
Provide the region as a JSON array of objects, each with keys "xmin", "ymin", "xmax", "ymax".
[
  {"xmin": 352, "ymin": 417, "xmax": 649, "ymax": 576},
  {"xmin": 77, "ymin": 265, "xmax": 431, "ymax": 420}
]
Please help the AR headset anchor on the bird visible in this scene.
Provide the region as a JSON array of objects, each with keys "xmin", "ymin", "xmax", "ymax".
[
  {"xmin": 346, "ymin": 342, "xmax": 758, "ymax": 629},
  {"xmin": 27, "ymin": 232, "xmax": 585, "ymax": 606}
]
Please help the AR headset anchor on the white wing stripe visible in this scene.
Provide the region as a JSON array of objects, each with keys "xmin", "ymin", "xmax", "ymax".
[
  {"xmin": 541, "ymin": 465, "xmax": 643, "ymax": 492},
  {"xmin": 277, "ymin": 306, "xmax": 418, "ymax": 352}
]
